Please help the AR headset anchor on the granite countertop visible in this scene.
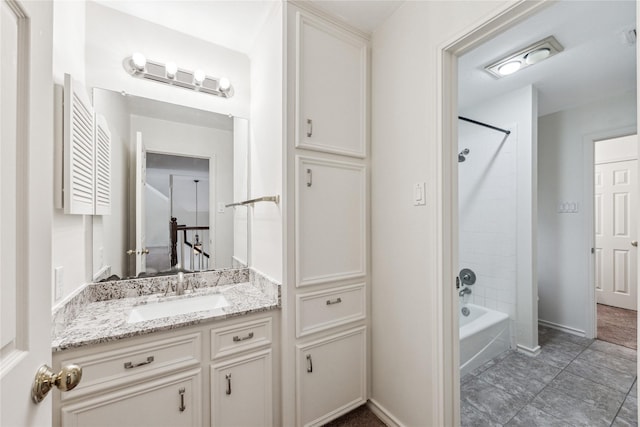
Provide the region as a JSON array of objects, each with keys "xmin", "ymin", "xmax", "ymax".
[{"xmin": 52, "ymin": 269, "xmax": 280, "ymax": 352}]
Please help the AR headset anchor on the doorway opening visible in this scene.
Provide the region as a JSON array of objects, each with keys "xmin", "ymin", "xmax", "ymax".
[
  {"xmin": 443, "ymin": 0, "xmax": 638, "ymax": 424},
  {"xmin": 145, "ymin": 152, "xmax": 210, "ymax": 274},
  {"xmin": 593, "ymin": 134, "xmax": 638, "ymax": 349}
]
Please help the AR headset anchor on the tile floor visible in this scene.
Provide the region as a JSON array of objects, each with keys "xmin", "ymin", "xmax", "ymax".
[{"xmin": 461, "ymin": 326, "xmax": 638, "ymax": 426}]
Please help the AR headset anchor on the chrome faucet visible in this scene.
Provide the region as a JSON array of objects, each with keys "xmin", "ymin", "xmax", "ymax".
[
  {"xmin": 459, "ymin": 287, "xmax": 472, "ymax": 297},
  {"xmin": 175, "ymin": 272, "xmax": 185, "ymax": 296}
]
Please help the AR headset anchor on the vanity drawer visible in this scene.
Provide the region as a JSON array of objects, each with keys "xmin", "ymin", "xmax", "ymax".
[
  {"xmin": 296, "ymin": 283, "xmax": 365, "ymax": 337},
  {"xmin": 210, "ymin": 317, "xmax": 272, "ymax": 360},
  {"xmin": 58, "ymin": 331, "xmax": 201, "ymax": 401}
]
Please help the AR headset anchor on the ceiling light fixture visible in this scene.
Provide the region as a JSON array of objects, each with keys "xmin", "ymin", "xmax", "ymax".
[
  {"xmin": 485, "ymin": 36, "xmax": 563, "ymax": 79},
  {"xmin": 123, "ymin": 53, "xmax": 234, "ymax": 99}
]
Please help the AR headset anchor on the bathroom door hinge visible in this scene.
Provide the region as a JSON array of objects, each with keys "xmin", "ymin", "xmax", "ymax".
[{"xmin": 591, "ymin": 247, "xmax": 595, "ymax": 254}]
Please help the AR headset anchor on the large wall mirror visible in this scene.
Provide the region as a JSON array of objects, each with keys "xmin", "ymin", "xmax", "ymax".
[{"xmin": 92, "ymin": 88, "xmax": 248, "ymax": 280}]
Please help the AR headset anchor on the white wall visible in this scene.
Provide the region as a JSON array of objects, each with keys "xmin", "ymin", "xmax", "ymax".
[
  {"xmin": 85, "ymin": 1, "xmax": 250, "ymax": 118},
  {"xmin": 248, "ymin": 2, "xmax": 283, "ymax": 283},
  {"xmin": 370, "ymin": 1, "xmax": 511, "ymax": 425},
  {"xmin": 538, "ymin": 90, "xmax": 637, "ymax": 333},
  {"xmin": 52, "ymin": 0, "xmax": 90, "ymax": 302},
  {"xmin": 233, "ymin": 118, "xmax": 249, "ymax": 266}
]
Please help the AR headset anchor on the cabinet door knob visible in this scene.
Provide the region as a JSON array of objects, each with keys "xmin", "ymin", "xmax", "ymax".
[
  {"xmin": 32, "ymin": 363, "xmax": 83, "ymax": 403},
  {"xmin": 306, "ymin": 168, "xmax": 312, "ymax": 187},
  {"xmin": 306, "ymin": 354, "xmax": 313, "ymax": 373},
  {"xmin": 632, "ymin": 240, "xmax": 638, "ymax": 247}
]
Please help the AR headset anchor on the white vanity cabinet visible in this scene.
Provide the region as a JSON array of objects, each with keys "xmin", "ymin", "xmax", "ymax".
[
  {"xmin": 209, "ymin": 317, "xmax": 274, "ymax": 427},
  {"xmin": 60, "ymin": 368, "xmax": 202, "ymax": 427},
  {"xmin": 52, "ymin": 312, "xmax": 278, "ymax": 427},
  {"xmin": 294, "ymin": 8, "xmax": 368, "ymax": 158}
]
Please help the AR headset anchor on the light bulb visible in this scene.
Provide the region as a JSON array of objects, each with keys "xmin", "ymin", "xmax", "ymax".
[
  {"xmin": 165, "ymin": 62, "xmax": 178, "ymax": 79},
  {"xmin": 497, "ymin": 60, "xmax": 521, "ymax": 76},
  {"xmin": 218, "ymin": 77, "xmax": 231, "ymax": 91},
  {"xmin": 524, "ymin": 48, "xmax": 551, "ymax": 65},
  {"xmin": 193, "ymin": 69, "xmax": 206, "ymax": 85},
  {"xmin": 131, "ymin": 52, "xmax": 146, "ymax": 72}
]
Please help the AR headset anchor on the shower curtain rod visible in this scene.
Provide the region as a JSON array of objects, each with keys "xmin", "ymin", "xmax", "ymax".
[{"xmin": 458, "ymin": 116, "xmax": 511, "ymax": 135}]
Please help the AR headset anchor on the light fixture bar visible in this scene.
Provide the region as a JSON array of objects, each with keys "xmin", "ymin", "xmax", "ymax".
[
  {"xmin": 484, "ymin": 36, "xmax": 564, "ymax": 79},
  {"xmin": 123, "ymin": 54, "xmax": 234, "ymax": 98}
]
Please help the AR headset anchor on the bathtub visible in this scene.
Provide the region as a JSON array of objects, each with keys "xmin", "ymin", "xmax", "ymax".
[{"xmin": 459, "ymin": 303, "xmax": 510, "ymax": 378}]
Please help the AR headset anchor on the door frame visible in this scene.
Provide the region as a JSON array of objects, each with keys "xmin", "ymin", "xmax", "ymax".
[
  {"xmin": 583, "ymin": 126, "xmax": 637, "ymax": 338},
  {"xmin": 435, "ymin": 1, "xmax": 554, "ymax": 424}
]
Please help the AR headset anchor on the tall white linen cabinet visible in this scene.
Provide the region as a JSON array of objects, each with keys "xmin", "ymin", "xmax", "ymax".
[{"xmin": 283, "ymin": 2, "xmax": 370, "ymax": 426}]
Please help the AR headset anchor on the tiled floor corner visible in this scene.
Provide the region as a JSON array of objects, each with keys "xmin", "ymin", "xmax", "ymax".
[{"xmin": 461, "ymin": 326, "xmax": 638, "ymax": 427}]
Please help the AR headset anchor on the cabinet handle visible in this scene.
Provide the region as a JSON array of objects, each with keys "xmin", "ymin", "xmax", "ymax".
[
  {"xmin": 326, "ymin": 297, "xmax": 342, "ymax": 305},
  {"xmin": 306, "ymin": 354, "xmax": 313, "ymax": 373},
  {"xmin": 225, "ymin": 373, "xmax": 232, "ymax": 395},
  {"xmin": 232, "ymin": 332, "xmax": 254, "ymax": 342},
  {"xmin": 178, "ymin": 387, "xmax": 186, "ymax": 412},
  {"xmin": 124, "ymin": 356, "xmax": 154, "ymax": 369},
  {"xmin": 306, "ymin": 119, "xmax": 313, "ymax": 137},
  {"xmin": 306, "ymin": 169, "xmax": 312, "ymax": 187}
]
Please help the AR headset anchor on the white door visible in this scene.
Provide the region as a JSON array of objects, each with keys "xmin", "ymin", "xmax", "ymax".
[
  {"xmin": 595, "ymin": 159, "xmax": 638, "ymax": 310},
  {"xmin": 135, "ymin": 132, "xmax": 147, "ymax": 275},
  {"xmin": 1, "ymin": 1, "xmax": 55, "ymax": 425}
]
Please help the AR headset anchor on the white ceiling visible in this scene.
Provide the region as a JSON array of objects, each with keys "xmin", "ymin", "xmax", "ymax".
[
  {"xmin": 93, "ymin": 0, "xmax": 278, "ymax": 55},
  {"xmin": 94, "ymin": 0, "xmax": 402, "ymax": 54},
  {"xmin": 458, "ymin": 1, "xmax": 637, "ymax": 116}
]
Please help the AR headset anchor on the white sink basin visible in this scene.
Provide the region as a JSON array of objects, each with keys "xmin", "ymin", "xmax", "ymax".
[{"xmin": 127, "ymin": 293, "xmax": 229, "ymax": 323}]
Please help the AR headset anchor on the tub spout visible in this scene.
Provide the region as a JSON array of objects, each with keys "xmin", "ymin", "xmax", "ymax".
[{"xmin": 459, "ymin": 287, "xmax": 471, "ymax": 297}]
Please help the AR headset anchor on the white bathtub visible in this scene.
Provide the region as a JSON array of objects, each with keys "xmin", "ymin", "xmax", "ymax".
[{"xmin": 460, "ymin": 303, "xmax": 510, "ymax": 378}]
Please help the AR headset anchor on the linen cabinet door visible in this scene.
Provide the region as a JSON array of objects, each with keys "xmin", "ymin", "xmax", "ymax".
[
  {"xmin": 295, "ymin": 11, "xmax": 368, "ymax": 157},
  {"xmin": 296, "ymin": 157, "xmax": 366, "ymax": 287},
  {"xmin": 211, "ymin": 349, "xmax": 272, "ymax": 427},
  {"xmin": 296, "ymin": 327, "xmax": 366, "ymax": 427},
  {"xmin": 60, "ymin": 369, "xmax": 201, "ymax": 427}
]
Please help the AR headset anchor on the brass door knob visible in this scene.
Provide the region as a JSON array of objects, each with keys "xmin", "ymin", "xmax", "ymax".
[
  {"xmin": 32, "ymin": 364, "xmax": 82, "ymax": 403},
  {"xmin": 632, "ymin": 241, "xmax": 638, "ymax": 247}
]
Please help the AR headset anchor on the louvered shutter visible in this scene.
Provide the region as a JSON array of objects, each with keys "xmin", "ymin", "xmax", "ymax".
[
  {"xmin": 94, "ymin": 114, "xmax": 111, "ymax": 215},
  {"xmin": 63, "ymin": 74, "xmax": 95, "ymax": 214}
]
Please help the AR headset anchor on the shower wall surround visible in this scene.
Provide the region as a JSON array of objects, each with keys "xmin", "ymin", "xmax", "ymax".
[{"xmin": 459, "ymin": 85, "xmax": 538, "ymax": 349}]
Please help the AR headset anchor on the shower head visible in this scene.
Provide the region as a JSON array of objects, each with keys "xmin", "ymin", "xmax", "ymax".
[{"xmin": 458, "ymin": 148, "xmax": 470, "ymax": 163}]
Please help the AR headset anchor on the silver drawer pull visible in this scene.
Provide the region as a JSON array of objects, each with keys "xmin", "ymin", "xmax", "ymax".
[
  {"xmin": 178, "ymin": 387, "xmax": 186, "ymax": 412},
  {"xmin": 124, "ymin": 356, "xmax": 154, "ymax": 369},
  {"xmin": 226, "ymin": 374, "xmax": 232, "ymax": 395},
  {"xmin": 232, "ymin": 332, "xmax": 254, "ymax": 342},
  {"xmin": 306, "ymin": 354, "xmax": 313, "ymax": 373},
  {"xmin": 306, "ymin": 168, "xmax": 312, "ymax": 187},
  {"xmin": 326, "ymin": 297, "xmax": 342, "ymax": 305},
  {"xmin": 306, "ymin": 118, "xmax": 313, "ymax": 137}
]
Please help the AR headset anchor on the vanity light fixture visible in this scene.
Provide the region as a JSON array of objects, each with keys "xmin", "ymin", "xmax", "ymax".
[
  {"xmin": 123, "ymin": 53, "xmax": 234, "ymax": 98},
  {"xmin": 485, "ymin": 36, "xmax": 563, "ymax": 79}
]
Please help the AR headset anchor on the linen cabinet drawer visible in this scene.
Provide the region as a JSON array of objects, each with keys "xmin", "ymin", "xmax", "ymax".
[
  {"xmin": 58, "ymin": 332, "xmax": 201, "ymax": 400},
  {"xmin": 296, "ymin": 283, "xmax": 365, "ymax": 337},
  {"xmin": 210, "ymin": 317, "xmax": 272, "ymax": 360}
]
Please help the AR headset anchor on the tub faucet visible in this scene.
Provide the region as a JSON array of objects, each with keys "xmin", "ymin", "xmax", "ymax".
[{"xmin": 459, "ymin": 287, "xmax": 471, "ymax": 297}]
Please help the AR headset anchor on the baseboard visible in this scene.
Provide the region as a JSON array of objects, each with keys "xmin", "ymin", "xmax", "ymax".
[
  {"xmin": 538, "ymin": 319, "xmax": 586, "ymax": 337},
  {"xmin": 516, "ymin": 344, "xmax": 541, "ymax": 356},
  {"xmin": 367, "ymin": 398, "xmax": 405, "ymax": 427}
]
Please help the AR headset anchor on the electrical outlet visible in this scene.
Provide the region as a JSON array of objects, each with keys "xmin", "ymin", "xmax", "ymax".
[{"xmin": 54, "ymin": 267, "xmax": 64, "ymax": 301}]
